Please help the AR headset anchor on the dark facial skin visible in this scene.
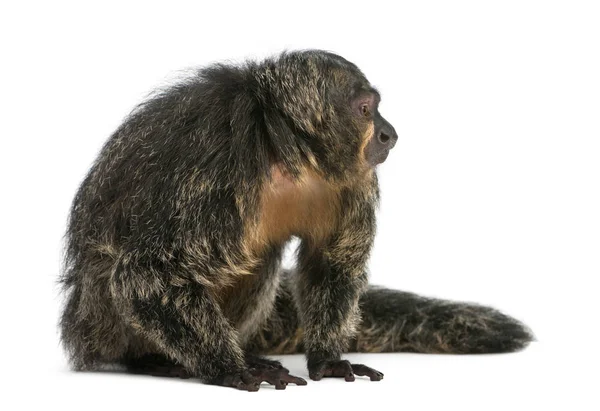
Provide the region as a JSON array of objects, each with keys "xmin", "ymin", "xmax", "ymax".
[{"xmin": 352, "ymin": 89, "xmax": 398, "ymax": 166}]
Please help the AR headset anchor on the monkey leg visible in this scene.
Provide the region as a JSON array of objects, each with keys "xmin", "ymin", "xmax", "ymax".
[
  {"xmin": 111, "ymin": 257, "xmax": 306, "ymax": 390},
  {"xmin": 60, "ymin": 259, "xmax": 129, "ymax": 371},
  {"xmin": 110, "ymin": 258, "xmax": 263, "ymax": 391}
]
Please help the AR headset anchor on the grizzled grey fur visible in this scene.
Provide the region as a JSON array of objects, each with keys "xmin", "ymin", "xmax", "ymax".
[{"xmin": 59, "ymin": 50, "xmax": 533, "ymax": 391}]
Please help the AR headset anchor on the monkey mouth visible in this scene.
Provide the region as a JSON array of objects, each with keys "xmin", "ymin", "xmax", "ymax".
[
  {"xmin": 371, "ymin": 150, "xmax": 389, "ymax": 166},
  {"xmin": 366, "ymin": 149, "xmax": 390, "ymax": 167}
]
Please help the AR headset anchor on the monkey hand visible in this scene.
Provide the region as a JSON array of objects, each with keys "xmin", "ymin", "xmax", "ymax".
[{"xmin": 308, "ymin": 360, "xmax": 384, "ymax": 382}]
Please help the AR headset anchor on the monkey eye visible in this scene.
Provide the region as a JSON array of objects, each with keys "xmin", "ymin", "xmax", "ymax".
[{"xmin": 360, "ymin": 103, "xmax": 370, "ymax": 117}]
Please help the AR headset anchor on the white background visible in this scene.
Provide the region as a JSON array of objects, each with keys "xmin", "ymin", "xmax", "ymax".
[{"xmin": 1, "ymin": 0, "xmax": 598, "ymax": 409}]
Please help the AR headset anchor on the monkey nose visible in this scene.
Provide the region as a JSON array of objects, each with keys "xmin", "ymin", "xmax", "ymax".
[{"xmin": 377, "ymin": 127, "xmax": 398, "ymax": 149}]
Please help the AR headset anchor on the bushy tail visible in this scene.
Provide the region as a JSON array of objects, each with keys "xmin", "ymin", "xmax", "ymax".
[
  {"xmin": 247, "ymin": 272, "xmax": 533, "ymax": 355},
  {"xmin": 350, "ymin": 286, "xmax": 533, "ymax": 354}
]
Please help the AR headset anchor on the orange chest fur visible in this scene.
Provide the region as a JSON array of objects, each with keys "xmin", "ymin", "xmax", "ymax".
[{"xmin": 250, "ymin": 166, "xmax": 341, "ymax": 248}]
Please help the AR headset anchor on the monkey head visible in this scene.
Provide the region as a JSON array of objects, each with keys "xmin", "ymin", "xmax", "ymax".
[{"xmin": 258, "ymin": 50, "xmax": 398, "ymax": 182}]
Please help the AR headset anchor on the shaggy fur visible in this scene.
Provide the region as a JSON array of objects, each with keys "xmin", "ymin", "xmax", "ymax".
[{"xmin": 59, "ymin": 50, "xmax": 533, "ymax": 390}]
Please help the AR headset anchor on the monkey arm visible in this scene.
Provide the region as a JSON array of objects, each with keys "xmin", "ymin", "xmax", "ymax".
[
  {"xmin": 295, "ymin": 244, "xmax": 367, "ymax": 369},
  {"xmin": 294, "ymin": 190, "xmax": 383, "ymax": 381}
]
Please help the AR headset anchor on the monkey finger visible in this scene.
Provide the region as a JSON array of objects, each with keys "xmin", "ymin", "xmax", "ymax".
[
  {"xmin": 332, "ymin": 360, "xmax": 355, "ymax": 382},
  {"xmin": 280, "ymin": 373, "xmax": 307, "ymax": 386},
  {"xmin": 309, "ymin": 370, "xmax": 324, "ymax": 381},
  {"xmin": 256, "ymin": 372, "xmax": 287, "ymax": 390},
  {"xmin": 274, "ymin": 380, "xmax": 288, "ymax": 390},
  {"xmin": 252, "ymin": 368, "xmax": 307, "ymax": 388},
  {"xmin": 351, "ymin": 364, "xmax": 384, "ymax": 381}
]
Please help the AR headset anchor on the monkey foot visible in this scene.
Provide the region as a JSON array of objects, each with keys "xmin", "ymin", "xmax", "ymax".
[{"xmin": 309, "ymin": 360, "xmax": 383, "ymax": 382}]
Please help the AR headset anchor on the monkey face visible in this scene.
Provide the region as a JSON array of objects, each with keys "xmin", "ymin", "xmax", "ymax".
[{"xmin": 352, "ymin": 90, "xmax": 398, "ymax": 167}]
